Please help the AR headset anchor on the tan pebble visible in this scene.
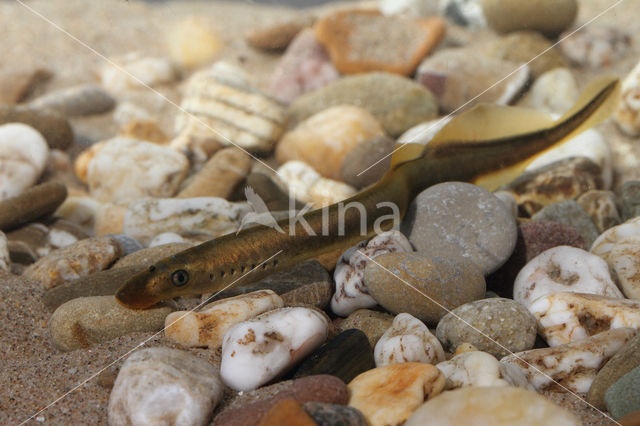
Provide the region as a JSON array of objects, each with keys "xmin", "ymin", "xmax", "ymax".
[
  {"xmin": 118, "ymin": 119, "xmax": 169, "ymax": 144},
  {"xmin": 0, "ymin": 182, "xmax": 67, "ymax": 232},
  {"xmin": 74, "ymin": 141, "xmax": 107, "ymax": 183},
  {"xmin": 453, "ymin": 342, "xmax": 479, "ymax": 356},
  {"xmin": 481, "ymin": 0, "xmax": 577, "ymax": 38},
  {"xmin": 167, "ymin": 17, "xmax": 223, "ymax": 69},
  {"xmin": 94, "ymin": 203, "xmax": 127, "ymax": 236},
  {"xmin": 246, "ymin": 17, "xmax": 314, "ymax": 52},
  {"xmin": 0, "ymin": 68, "xmax": 52, "ymax": 105},
  {"xmin": 258, "ymin": 399, "xmax": 318, "ymax": 426}
]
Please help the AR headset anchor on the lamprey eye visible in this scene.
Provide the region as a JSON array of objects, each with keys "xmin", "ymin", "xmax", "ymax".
[{"xmin": 171, "ymin": 269, "xmax": 189, "ymax": 287}]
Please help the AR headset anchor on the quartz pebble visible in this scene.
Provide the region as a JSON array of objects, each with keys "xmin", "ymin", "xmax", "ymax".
[
  {"xmin": 402, "ymin": 182, "xmax": 517, "ymax": 274},
  {"xmin": 220, "ymin": 307, "xmax": 328, "ymax": 391},
  {"xmin": 0, "ymin": 104, "xmax": 73, "ymax": 150},
  {"xmin": 23, "ymin": 235, "xmax": 122, "ymax": 289},
  {"xmin": 29, "ymin": 84, "xmax": 115, "ymax": 117},
  {"xmin": 591, "ymin": 216, "xmax": 640, "ymax": 261},
  {"xmin": 364, "ymin": 252, "xmax": 486, "ymax": 325},
  {"xmin": 481, "ymin": 0, "xmax": 577, "ymax": 37},
  {"xmin": 302, "ymin": 402, "xmax": 368, "ymax": 426},
  {"xmin": 50, "ymin": 296, "xmax": 172, "ymax": 351},
  {"xmin": 123, "ymin": 197, "xmax": 250, "ymax": 246},
  {"xmin": 108, "ymin": 347, "xmax": 223, "ymax": 426},
  {"xmin": 100, "ymin": 54, "xmax": 178, "ymax": 93},
  {"xmin": 531, "ymin": 200, "xmax": 600, "ymax": 247},
  {"xmin": 513, "ymin": 245, "xmax": 622, "ymax": 308},
  {"xmin": 0, "ymin": 123, "xmax": 49, "ymax": 201},
  {"xmin": 276, "ymin": 161, "xmax": 357, "ymax": 207},
  {"xmin": 436, "ymin": 351, "xmax": 511, "ymax": 389},
  {"xmin": 416, "ymin": 48, "xmax": 529, "ymax": 113},
  {"xmin": 530, "ymin": 292, "xmax": 640, "ymax": 346},
  {"xmin": 268, "ymin": 29, "xmax": 339, "ymax": 104},
  {"xmin": 167, "ymin": 17, "xmax": 223, "ymax": 69},
  {"xmin": 607, "ymin": 236, "xmax": 640, "ymax": 299},
  {"xmin": 277, "ymin": 105, "xmax": 385, "ymax": 181},
  {"xmin": 315, "ymin": 9, "xmax": 445, "ymax": 76},
  {"xmin": 0, "ymin": 231, "xmax": 9, "ymax": 272},
  {"xmin": 87, "ymin": 138, "xmax": 189, "ymax": 204},
  {"xmin": 0, "ymin": 181, "xmax": 67, "ymax": 232},
  {"xmin": 576, "ymin": 190, "xmax": 621, "ymax": 234},
  {"xmin": 348, "ymin": 362, "xmax": 445, "ymax": 426},
  {"xmin": 94, "ymin": 203, "xmax": 127, "ymax": 236},
  {"xmin": 165, "ymin": 290, "xmax": 284, "ymax": 349},
  {"xmin": 331, "ymin": 230, "xmax": 413, "ymax": 317},
  {"xmin": 405, "ymin": 386, "xmax": 581, "ymax": 426},
  {"xmin": 287, "ymin": 72, "xmax": 438, "ymax": 137},
  {"xmin": 500, "ymin": 328, "xmax": 636, "ymax": 392},
  {"xmin": 524, "ymin": 68, "xmax": 579, "ymax": 114},
  {"xmin": 374, "ymin": 313, "xmax": 444, "ymax": 366},
  {"xmin": 559, "ymin": 26, "xmax": 631, "ymax": 69},
  {"xmin": 614, "ymin": 61, "xmax": 640, "ymax": 136},
  {"xmin": 436, "ymin": 298, "xmax": 537, "ymax": 358},
  {"xmin": 337, "ymin": 309, "xmax": 394, "ymax": 347}
]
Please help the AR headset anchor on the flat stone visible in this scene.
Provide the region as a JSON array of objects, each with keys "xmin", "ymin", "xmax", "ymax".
[
  {"xmin": 29, "ymin": 84, "xmax": 115, "ymax": 117},
  {"xmin": 481, "ymin": 0, "xmax": 577, "ymax": 37},
  {"xmin": 0, "ymin": 104, "xmax": 73, "ymax": 150},
  {"xmin": 281, "ymin": 280, "xmax": 332, "ymax": 309},
  {"xmin": 0, "ymin": 182, "xmax": 67, "ymax": 232}
]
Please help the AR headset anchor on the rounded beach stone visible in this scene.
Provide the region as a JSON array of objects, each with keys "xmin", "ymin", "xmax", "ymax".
[
  {"xmin": 0, "ymin": 104, "xmax": 73, "ymax": 150},
  {"xmin": 101, "ymin": 54, "xmax": 178, "ymax": 92},
  {"xmin": 337, "ymin": 309, "xmax": 394, "ymax": 347},
  {"xmin": 513, "ymin": 245, "xmax": 622, "ymax": 307},
  {"xmin": 621, "ymin": 180, "xmax": 640, "ymax": 221},
  {"xmin": 246, "ymin": 16, "xmax": 313, "ymax": 52},
  {"xmin": 167, "ymin": 17, "xmax": 222, "ymax": 69},
  {"xmin": 531, "ymin": 200, "xmax": 600, "ymax": 248},
  {"xmin": 341, "ymin": 135, "xmax": 395, "ymax": 189},
  {"xmin": 302, "ymin": 402, "xmax": 368, "ymax": 426},
  {"xmin": 364, "ymin": 252, "xmax": 486, "ymax": 325},
  {"xmin": 374, "ymin": 313, "xmax": 444, "ymax": 366},
  {"xmin": 576, "ymin": 190, "xmax": 621, "ymax": 234},
  {"xmin": 591, "ymin": 217, "xmax": 640, "ymax": 262},
  {"xmin": 481, "ymin": 0, "xmax": 577, "ymax": 37},
  {"xmin": 0, "ymin": 68, "xmax": 51, "ymax": 105},
  {"xmin": 108, "ymin": 347, "xmax": 223, "ymax": 426},
  {"xmin": 28, "ymin": 84, "xmax": 115, "ymax": 117},
  {"xmin": 0, "ymin": 181, "xmax": 67, "ymax": 232},
  {"xmin": 49, "ymin": 296, "xmax": 173, "ymax": 351},
  {"xmin": 606, "ymin": 365, "xmax": 640, "ymax": 420},
  {"xmin": 524, "ymin": 68, "xmax": 579, "ymax": 114},
  {"xmin": 258, "ymin": 398, "xmax": 317, "ymax": 426},
  {"xmin": 0, "ymin": 123, "xmax": 49, "ymax": 201},
  {"xmin": 614, "ymin": 61, "xmax": 640, "ymax": 137},
  {"xmin": 401, "ymin": 182, "xmax": 517, "ymax": 275},
  {"xmin": 608, "ymin": 237, "xmax": 640, "ymax": 299},
  {"xmin": 436, "ymin": 298, "xmax": 537, "ymax": 358},
  {"xmin": 405, "ymin": 386, "xmax": 581, "ymax": 425}
]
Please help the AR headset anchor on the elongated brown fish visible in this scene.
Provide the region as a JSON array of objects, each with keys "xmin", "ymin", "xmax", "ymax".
[{"xmin": 116, "ymin": 76, "xmax": 620, "ymax": 309}]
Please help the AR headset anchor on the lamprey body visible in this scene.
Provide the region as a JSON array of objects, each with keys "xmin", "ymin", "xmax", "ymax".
[{"xmin": 116, "ymin": 76, "xmax": 620, "ymax": 309}]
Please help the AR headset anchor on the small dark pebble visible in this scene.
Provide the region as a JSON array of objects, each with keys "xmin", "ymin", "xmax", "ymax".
[
  {"xmin": 0, "ymin": 182, "xmax": 67, "ymax": 232},
  {"xmin": 302, "ymin": 402, "xmax": 369, "ymax": 426}
]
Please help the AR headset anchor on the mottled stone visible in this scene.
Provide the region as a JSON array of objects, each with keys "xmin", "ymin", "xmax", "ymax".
[
  {"xmin": 608, "ymin": 237, "xmax": 640, "ymax": 299},
  {"xmin": 375, "ymin": 313, "xmax": 444, "ymax": 366},
  {"xmin": 29, "ymin": 84, "xmax": 115, "ymax": 117},
  {"xmin": 281, "ymin": 280, "xmax": 332, "ymax": 309},
  {"xmin": 436, "ymin": 297, "xmax": 537, "ymax": 358},
  {"xmin": 0, "ymin": 182, "xmax": 67, "ymax": 232},
  {"xmin": 560, "ymin": 25, "xmax": 631, "ymax": 69},
  {"xmin": 0, "ymin": 104, "xmax": 73, "ymax": 150},
  {"xmin": 591, "ymin": 216, "xmax": 640, "ymax": 261},
  {"xmin": 621, "ymin": 181, "xmax": 640, "ymax": 221},
  {"xmin": 532, "ymin": 200, "xmax": 600, "ymax": 247},
  {"xmin": 101, "ymin": 53, "xmax": 179, "ymax": 92},
  {"xmin": 577, "ymin": 190, "xmax": 621, "ymax": 234},
  {"xmin": 481, "ymin": 0, "xmax": 577, "ymax": 37},
  {"xmin": 436, "ymin": 350, "xmax": 511, "ymax": 389},
  {"xmin": 337, "ymin": 309, "xmax": 394, "ymax": 347},
  {"xmin": 302, "ymin": 402, "xmax": 368, "ymax": 426},
  {"xmin": 614, "ymin": 61, "xmax": 640, "ymax": 137},
  {"xmin": 108, "ymin": 347, "xmax": 223, "ymax": 426},
  {"xmin": 606, "ymin": 365, "xmax": 640, "ymax": 420},
  {"xmin": 276, "ymin": 160, "xmax": 356, "ymax": 207},
  {"xmin": 118, "ymin": 119, "xmax": 169, "ymax": 144},
  {"xmin": 258, "ymin": 399, "xmax": 317, "ymax": 426},
  {"xmin": 340, "ymin": 135, "xmax": 395, "ymax": 189}
]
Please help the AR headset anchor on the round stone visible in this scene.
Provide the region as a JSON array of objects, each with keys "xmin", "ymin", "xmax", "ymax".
[{"xmin": 481, "ymin": 0, "xmax": 578, "ymax": 38}]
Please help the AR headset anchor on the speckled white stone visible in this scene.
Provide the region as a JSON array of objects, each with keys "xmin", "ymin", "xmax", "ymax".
[
  {"xmin": 607, "ymin": 236, "xmax": 640, "ymax": 299},
  {"xmin": 165, "ymin": 290, "xmax": 284, "ymax": 349},
  {"xmin": 87, "ymin": 138, "xmax": 189, "ymax": 204},
  {"xmin": 0, "ymin": 123, "xmax": 49, "ymax": 201},
  {"xmin": 0, "ymin": 231, "xmax": 9, "ymax": 272},
  {"xmin": 331, "ymin": 230, "xmax": 413, "ymax": 317},
  {"xmin": 374, "ymin": 313, "xmax": 444, "ymax": 366},
  {"xmin": 436, "ymin": 351, "xmax": 510, "ymax": 390},
  {"xmin": 513, "ymin": 245, "xmax": 622, "ymax": 307},
  {"xmin": 591, "ymin": 216, "xmax": 640, "ymax": 261},
  {"xmin": 220, "ymin": 307, "xmax": 328, "ymax": 391},
  {"xmin": 530, "ymin": 292, "xmax": 640, "ymax": 346},
  {"xmin": 108, "ymin": 347, "xmax": 223, "ymax": 426},
  {"xmin": 500, "ymin": 328, "xmax": 636, "ymax": 393},
  {"xmin": 277, "ymin": 160, "xmax": 356, "ymax": 207},
  {"xmin": 614, "ymin": 60, "xmax": 640, "ymax": 136}
]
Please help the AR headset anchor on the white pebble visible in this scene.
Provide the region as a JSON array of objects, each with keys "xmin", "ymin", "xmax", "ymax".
[
  {"xmin": 375, "ymin": 313, "xmax": 444, "ymax": 366},
  {"xmin": 525, "ymin": 68, "xmax": 579, "ymax": 115},
  {"xmin": 149, "ymin": 232, "xmax": 187, "ymax": 247},
  {"xmin": 614, "ymin": 60, "xmax": 640, "ymax": 136},
  {"xmin": 101, "ymin": 53, "xmax": 178, "ymax": 93},
  {"xmin": 436, "ymin": 351, "xmax": 510, "ymax": 390},
  {"xmin": 608, "ymin": 236, "xmax": 640, "ymax": 299},
  {"xmin": 591, "ymin": 216, "xmax": 640, "ymax": 261},
  {"xmin": 0, "ymin": 231, "xmax": 10, "ymax": 272}
]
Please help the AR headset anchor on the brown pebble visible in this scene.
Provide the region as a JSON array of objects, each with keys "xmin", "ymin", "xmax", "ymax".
[
  {"xmin": 118, "ymin": 119, "xmax": 169, "ymax": 144},
  {"xmin": 0, "ymin": 68, "xmax": 52, "ymax": 105},
  {"xmin": 247, "ymin": 17, "xmax": 314, "ymax": 52},
  {"xmin": 258, "ymin": 399, "xmax": 318, "ymax": 426},
  {"xmin": 245, "ymin": 172, "xmax": 304, "ymax": 211},
  {"xmin": 0, "ymin": 104, "xmax": 73, "ymax": 150},
  {"xmin": 0, "ymin": 182, "xmax": 67, "ymax": 232}
]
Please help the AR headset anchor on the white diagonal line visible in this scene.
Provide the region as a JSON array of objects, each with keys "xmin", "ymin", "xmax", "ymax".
[
  {"xmin": 360, "ymin": 251, "xmax": 621, "ymax": 425},
  {"xmin": 356, "ymin": 0, "xmax": 626, "ymax": 177},
  {"xmin": 18, "ymin": 250, "xmax": 283, "ymax": 425}
]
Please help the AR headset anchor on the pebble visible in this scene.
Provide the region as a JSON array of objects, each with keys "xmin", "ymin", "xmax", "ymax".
[
  {"xmin": 302, "ymin": 402, "xmax": 368, "ymax": 426},
  {"xmin": 439, "ymin": 0, "xmax": 487, "ymax": 28},
  {"xmin": 0, "ymin": 181, "xmax": 67, "ymax": 232},
  {"xmin": 213, "ymin": 375, "xmax": 348, "ymax": 426},
  {"xmin": 614, "ymin": 60, "xmax": 640, "ymax": 136},
  {"xmin": 0, "ymin": 68, "xmax": 51, "ymax": 105},
  {"xmin": 28, "ymin": 84, "xmax": 115, "ymax": 117},
  {"xmin": 178, "ymin": 147, "xmax": 252, "ymax": 199},
  {"xmin": 0, "ymin": 104, "xmax": 73, "ymax": 150},
  {"xmin": 49, "ymin": 295, "xmax": 173, "ymax": 351},
  {"xmin": 591, "ymin": 216, "xmax": 640, "ymax": 261},
  {"xmin": 146, "ymin": 232, "xmax": 186, "ymax": 246},
  {"xmin": 292, "ymin": 329, "xmax": 375, "ymax": 383},
  {"xmin": 524, "ymin": 68, "xmax": 579, "ymax": 114},
  {"xmin": 559, "ymin": 25, "xmax": 632, "ymax": 69},
  {"xmin": 340, "ymin": 135, "xmax": 395, "ymax": 189},
  {"xmin": 94, "ymin": 203, "xmax": 127, "ymax": 236},
  {"xmin": 531, "ymin": 292, "xmax": 640, "ymax": 346},
  {"xmin": 485, "ymin": 31, "xmax": 567, "ymax": 80},
  {"xmin": 276, "ymin": 161, "xmax": 357, "ymax": 207},
  {"xmin": 258, "ymin": 399, "xmax": 317, "ymax": 426},
  {"xmin": 481, "ymin": 0, "xmax": 577, "ymax": 37},
  {"xmin": 622, "ymin": 180, "xmax": 640, "ymax": 221},
  {"xmin": 436, "ymin": 297, "xmax": 537, "ymax": 358},
  {"xmin": 0, "ymin": 123, "xmax": 49, "ymax": 201},
  {"xmin": 348, "ymin": 362, "xmax": 445, "ymax": 426},
  {"xmin": 374, "ymin": 313, "xmax": 444, "ymax": 366},
  {"xmin": 364, "ymin": 252, "xmax": 486, "ymax": 325},
  {"xmin": 378, "ymin": 0, "xmax": 439, "ymax": 17},
  {"xmin": 337, "ymin": 309, "xmax": 394, "ymax": 347},
  {"xmin": 436, "ymin": 350, "xmax": 511, "ymax": 389},
  {"xmin": 167, "ymin": 17, "xmax": 223, "ymax": 69},
  {"xmin": 576, "ymin": 190, "xmax": 621, "ymax": 234},
  {"xmin": 396, "ymin": 116, "xmax": 451, "ymax": 145},
  {"xmin": 331, "ymin": 230, "xmax": 413, "ymax": 317},
  {"xmin": 531, "ymin": 200, "xmax": 600, "ymax": 247},
  {"xmin": 101, "ymin": 53, "xmax": 179, "ymax": 92},
  {"xmin": 122, "ymin": 197, "xmax": 250, "ymax": 246},
  {"xmin": 245, "ymin": 172, "xmax": 298, "ymax": 212},
  {"xmin": 405, "ymin": 386, "xmax": 581, "ymax": 425},
  {"xmin": 220, "ymin": 307, "xmax": 328, "ymax": 391},
  {"xmin": 588, "ymin": 334, "xmax": 640, "ymax": 410},
  {"xmin": 513, "ymin": 245, "xmax": 622, "ymax": 308},
  {"xmin": 402, "ymin": 182, "xmax": 517, "ymax": 275},
  {"xmin": 286, "ymin": 72, "xmax": 438, "ymax": 137},
  {"xmin": 5, "ymin": 219, "xmax": 88, "ymax": 264},
  {"xmin": 87, "ymin": 138, "xmax": 189, "ymax": 204},
  {"xmin": 164, "ymin": 290, "xmax": 284, "ymax": 349},
  {"xmin": 281, "ymin": 280, "xmax": 333, "ymax": 309},
  {"xmin": 173, "ymin": 63, "xmax": 285, "ymax": 160},
  {"xmin": 118, "ymin": 119, "xmax": 169, "ymax": 144},
  {"xmin": 506, "ymin": 157, "xmax": 604, "ymax": 216},
  {"xmin": 315, "ymin": 9, "xmax": 445, "ymax": 76},
  {"xmin": 416, "ymin": 48, "xmax": 529, "ymax": 113},
  {"xmin": 23, "ymin": 235, "xmax": 122, "ymax": 289},
  {"xmin": 108, "ymin": 347, "xmax": 223, "ymax": 426},
  {"xmin": 112, "ymin": 101, "xmax": 151, "ymax": 127},
  {"xmin": 606, "ymin": 365, "xmax": 640, "ymax": 420},
  {"xmin": 268, "ymin": 28, "xmax": 339, "ymax": 104},
  {"xmin": 0, "ymin": 231, "xmax": 9, "ymax": 272},
  {"xmin": 73, "ymin": 140, "xmax": 106, "ymax": 183},
  {"xmin": 247, "ymin": 17, "xmax": 314, "ymax": 52},
  {"xmin": 277, "ymin": 105, "xmax": 385, "ymax": 181},
  {"xmin": 607, "ymin": 237, "xmax": 640, "ymax": 299},
  {"xmin": 500, "ymin": 328, "xmax": 636, "ymax": 392}
]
